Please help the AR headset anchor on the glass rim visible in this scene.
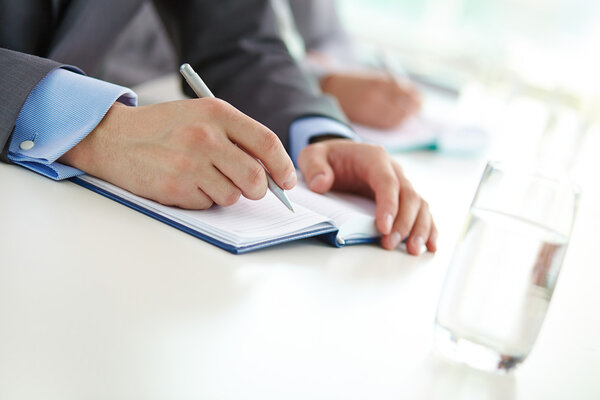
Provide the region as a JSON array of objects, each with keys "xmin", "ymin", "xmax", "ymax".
[{"xmin": 485, "ymin": 160, "xmax": 582, "ymax": 196}]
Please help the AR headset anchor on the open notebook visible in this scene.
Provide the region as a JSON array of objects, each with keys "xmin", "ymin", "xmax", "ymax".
[{"xmin": 72, "ymin": 175, "xmax": 379, "ymax": 254}]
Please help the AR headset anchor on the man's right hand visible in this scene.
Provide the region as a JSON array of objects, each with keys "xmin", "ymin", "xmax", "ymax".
[{"xmin": 59, "ymin": 99, "xmax": 297, "ymax": 209}]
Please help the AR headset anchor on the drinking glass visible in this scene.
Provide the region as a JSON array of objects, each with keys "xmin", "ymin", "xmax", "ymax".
[{"xmin": 434, "ymin": 161, "xmax": 580, "ymax": 372}]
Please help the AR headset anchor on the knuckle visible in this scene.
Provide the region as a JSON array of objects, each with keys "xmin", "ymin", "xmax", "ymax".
[
  {"xmin": 201, "ymin": 97, "xmax": 228, "ymax": 115},
  {"xmin": 157, "ymin": 178, "xmax": 184, "ymax": 201},
  {"xmin": 262, "ymin": 131, "xmax": 281, "ymax": 154},
  {"xmin": 178, "ymin": 123, "xmax": 218, "ymax": 148},
  {"xmin": 383, "ymin": 169, "xmax": 399, "ymax": 186},
  {"xmin": 170, "ymin": 153, "xmax": 196, "ymax": 173},
  {"xmin": 256, "ymin": 182, "xmax": 268, "ymax": 199},
  {"xmin": 222, "ymin": 188, "xmax": 242, "ymax": 206},
  {"xmin": 393, "ymin": 160, "xmax": 404, "ymax": 174},
  {"xmin": 402, "ymin": 187, "xmax": 420, "ymax": 204},
  {"xmin": 376, "ymin": 175, "xmax": 399, "ymax": 196},
  {"xmin": 197, "ymin": 198, "xmax": 214, "ymax": 210},
  {"xmin": 245, "ymin": 184, "xmax": 267, "ymax": 200},
  {"xmin": 247, "ymin": 164, "xmax": 266, "ymax": 187},
  {"xmin": 369, "ymin": 144, "xmax": 387, "ymax": 157},
  {"xmin": 246, "ymin": 180, "xmax": 268, "ymax": 200}
]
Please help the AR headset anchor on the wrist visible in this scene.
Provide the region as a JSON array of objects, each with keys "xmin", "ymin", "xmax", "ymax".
[{"xmin": 59, "ymin": 102, "xmax": 128, "ymax": 174}]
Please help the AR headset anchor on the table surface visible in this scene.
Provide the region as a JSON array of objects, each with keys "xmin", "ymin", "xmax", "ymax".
[{"xmin": 1, "ymin": 76, "xmax": 599, "ymax": 400}]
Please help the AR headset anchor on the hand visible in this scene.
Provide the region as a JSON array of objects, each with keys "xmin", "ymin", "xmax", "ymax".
[
  {"xmin": 59, "ymin": 99, "xmax": 297, "ymax": 209},
  {"xmin": 320, "ymin": 72, "xmax": 422, "ymax": 129},
  {"xmin": 298, "ymin": 139, "xmax": 437, "ymax": 255}
]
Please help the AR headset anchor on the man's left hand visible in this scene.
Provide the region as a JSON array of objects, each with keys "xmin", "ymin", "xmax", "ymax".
[{"xmin": 298, "ymin": 139, "xmax": 437, "ymax": 255}]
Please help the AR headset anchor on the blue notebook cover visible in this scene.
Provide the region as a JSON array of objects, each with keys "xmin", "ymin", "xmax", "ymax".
[{"xmin": 70, "ymin": 176, "xmax": 375, "ymax": 254}]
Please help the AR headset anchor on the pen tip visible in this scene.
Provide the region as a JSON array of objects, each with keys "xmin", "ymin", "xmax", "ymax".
[{"xmin": 179, "ymin": 63, "xmax": 190, "ymax": 73}]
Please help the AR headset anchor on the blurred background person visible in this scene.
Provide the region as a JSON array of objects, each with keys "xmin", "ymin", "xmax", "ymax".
[
  {"xmin": 275, "ymin": 0, "xmax": 423, "ymax": 130},
  {"xmin": 100, "ymin": 0, "xmax": 600, "ymax": 169},
  {"xmin": 100, "ymin": 0, "xmax": 423, "ymax": 130},
  {"xmin": 332, "ymin": 0, "xmax": 600, "ymax": 169}
]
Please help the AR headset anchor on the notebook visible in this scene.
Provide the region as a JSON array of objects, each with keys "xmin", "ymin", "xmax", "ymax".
[{"xmin": 71, "ymin": 175, "xmax": 379, "ymax": 254}]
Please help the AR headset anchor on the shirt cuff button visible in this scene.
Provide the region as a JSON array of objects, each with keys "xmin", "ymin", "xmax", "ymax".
[{"xmin": 19, "ymin": 140, "xmax": 35, "ymax": 150}]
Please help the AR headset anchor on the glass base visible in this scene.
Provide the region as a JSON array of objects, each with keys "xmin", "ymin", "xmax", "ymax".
[{"xmin": 434, "ymin": 325, "xmax": 526, "ymax": 373}]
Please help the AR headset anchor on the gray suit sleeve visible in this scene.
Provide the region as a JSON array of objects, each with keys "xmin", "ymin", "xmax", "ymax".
[
  {"xmin": 152, "ymin": 0, "xmax": 349, "ymax": 150},
  {"xmin": 0, "ymin": 48, "xmax": 64, "ymax": 162},
  {"xmin": 288, "ymin": 0, "xmax": 354, "ymax": 57}
]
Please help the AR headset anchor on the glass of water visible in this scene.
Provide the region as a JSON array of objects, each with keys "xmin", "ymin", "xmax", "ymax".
[{"xmin": 435, "ymin": 161, "xmax": 580, "ymax": 372}]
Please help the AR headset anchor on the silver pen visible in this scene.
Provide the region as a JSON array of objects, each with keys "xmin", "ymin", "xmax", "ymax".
[{"xmin": 179, "ymin": 63, "xmax": 294, "ymax": 212}]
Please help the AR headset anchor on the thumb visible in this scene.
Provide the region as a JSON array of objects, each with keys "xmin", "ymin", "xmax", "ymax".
[{"xmin": 297, "ymin": 144, "xmax": 335, "ymax": 194}]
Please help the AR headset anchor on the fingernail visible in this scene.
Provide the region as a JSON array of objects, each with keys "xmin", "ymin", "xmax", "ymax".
[
  {"xmin": 384, "ymin": 213, "xmax": 394, "ymax": 234},
  {"xmin": 390, "ymin": 232, "xmax": 402, "ymax": 248},
  {"xmin": 283, "ymin": 171, "xmax": 297, "ymax": 189},
  {"xmin": 309, "ymin": 173, "xmax": 325, "ymax": 189},
  {"xmin": 414, "ymin": 236, "xmax": 425, "ymax": 251}
]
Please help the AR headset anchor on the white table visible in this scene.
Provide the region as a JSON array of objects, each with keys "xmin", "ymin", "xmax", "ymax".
[{"xmin": 1, "ymin": 77, "xmax": 599, "ymax": 400}]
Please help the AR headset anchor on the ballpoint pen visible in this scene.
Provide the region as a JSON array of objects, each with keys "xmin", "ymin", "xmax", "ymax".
[{"xmin": 179, "ymin": 63, "xmax": 295, "ymax": 212}]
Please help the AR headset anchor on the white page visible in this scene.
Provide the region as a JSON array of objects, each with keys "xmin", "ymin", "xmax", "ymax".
[
  {"xmin": 288, "ymin": 181, "xmax": 378, "ymax": 241},
  {"xmin": 79, "ymin": 176, "xmax": 332, "ymax": 246},
  {"xmin": 170, "ymin": 192, "xmax": 329, "ymax": 240}
]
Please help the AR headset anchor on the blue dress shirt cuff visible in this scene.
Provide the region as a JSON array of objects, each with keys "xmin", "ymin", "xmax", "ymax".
[
  {"xmin": 8, "ymin": 68, "xmax": 137, "ymax": 180},
  {"xmin": 289, "ymin": 116, "xmax": 358, "ymax": 166}
]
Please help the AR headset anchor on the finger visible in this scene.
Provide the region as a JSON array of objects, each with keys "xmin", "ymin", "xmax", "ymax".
[
  {"xmin": 395, "ymin": 183, "xmax": 422, "ymax": 238},
  {"xmin": 406, "ymin": 202, "xmax": 432, "ymax": 255},
  {"xmin": 362, "ymin": 148, "xmax": 399, "ymax": 235},
  {"xmin": 426, "ymin": 222, "xmax": 438, "ymax": 253},
  {"xmin": 381, "ymin": 163, "xmax": 422, "ymax": 249},
  {"xmin": 218, "ymin": 101, "xmax": 296, "ymax": 190},
  {"xmin": 154, "ymin": 178, "xmax": 214, "ymax": 210},
  {"xmin": 212, "ymin": 142, "xmax": 269, "ymax": 200},
  {"xmin": 297, "ymin": 144, "xmax": 335, "ymax": 194},
  {"xmin": 197, "ymin": 166, "xmax": 242, "ymax": 207}
]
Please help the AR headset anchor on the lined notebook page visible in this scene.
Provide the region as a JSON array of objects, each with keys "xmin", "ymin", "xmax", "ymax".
[
  {"xmin": 288, "ymin": 181, "xmax": 375, "ymax": 227},
  {"xmin": 170, "ymin": 192, "xmax": 329, "ymax": 241},
  {"xmin": 80, "ymin": 176, "xmax": 332, "ymax": 245}
]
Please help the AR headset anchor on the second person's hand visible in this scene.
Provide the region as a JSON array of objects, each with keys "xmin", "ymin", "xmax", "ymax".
[{"xmin": 320, "ymin": 72, "xmax": 422, "ymax": 130}]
